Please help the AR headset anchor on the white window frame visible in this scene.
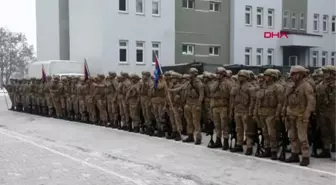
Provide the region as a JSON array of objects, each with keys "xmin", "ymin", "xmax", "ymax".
[
  {"xmin": 332, "ymin": 16, "xmax": 336, "ymax": 33},
  {"xmin": 118, "ymin": 40, "xmax": 128, "ymax": 64},
  {"xmin": 256, "ymin": 48, "xmax": 263, "ymax": 65},
  {"xmin": 245, "ymin": 47, "xmax": 252, "ymax": 65},
  {"xmin": 245, "ymin": 6, "xmax": 252, "ymax": 26},
  {"xmin": 152, "ymin": 42, "xmax": 160, "ymax": 64},
  {"xmin": 256, "ymin": 7, "xmax": 263, "ymax": 27},
  {"xmin": 283, "ymin": 11, "xmax": 290, "ymax": 29},
  {"xmin": 209, "ymin": 2, "xmax": 220, "ymax": 12},
  {"xmin": 323, "ymin": 15, "xmax": 329, "ymax": 32},
  {"xmin": 182, "ymin": 0, "xmax": 195, "ymax": 9},
  {"xmin": 135, "ymin": 41, "xmax": 145, "ymax": 64},
  {"xmin": 299, "ymin": 12, "xmax": 305, "ymax": 30},
  {"xmin": 331, "ymin": 52, "xmax": 335, "ymax": 65},
  {"xmin": 267, "ymin": 49, "xmax": 274, "ymax": 65},
  {"xmin": 321, "ymin": 51, "xmax": 328, "ymax": 66},
  {"xmin": 135, "ymin": 0, "xmax": 145, "ymax": 15},
  {"xmin": 313, "ymin": 14, "xmax": 320, "ymax": 32},
  {"xmin": 312, "ymin": 51, "xmax": 318, "ymax": 67},
  {"xmin": 152, "ymin": 0, "xmax": 160, "ymax": 16},
  {"xmin": 182, "ymin": 44, "xmax": 195, "ymax": 55},
  {"xmin": 267, "ymin": 9, "xmax": 274, "ymax": 28},
  {"xmin": 291, "ymin": 12, "xmax": 297, "ymax": 29},
  {"xmin": 118, "ymin": 0, "xmax": 128, "ymax": 13},
  {"xmin": 209, "ymin": 46, "xmax": 220, "ymax": 56}
]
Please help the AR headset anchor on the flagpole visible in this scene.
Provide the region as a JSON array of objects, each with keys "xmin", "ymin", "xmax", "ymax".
[{"xmin": 84, "ymin": 58, "xmax": 91, "ymax": 76}]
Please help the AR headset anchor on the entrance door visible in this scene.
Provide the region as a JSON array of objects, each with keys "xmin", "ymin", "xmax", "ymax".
[{"xmin": 289, "ymin": 55, "xmax": 298, "ymax": 66}]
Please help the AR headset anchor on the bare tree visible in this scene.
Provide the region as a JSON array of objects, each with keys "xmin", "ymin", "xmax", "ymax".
[{"xmin": 0, "ymin": 27, "xmax": 35, "ymax": 86}]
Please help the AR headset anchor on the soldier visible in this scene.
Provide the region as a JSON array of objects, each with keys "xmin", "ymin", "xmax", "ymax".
[
  {"xmin": 230, "ymin": 70, "xmax": 256, "ymax": 155},
  {"xmin": 140, "ymin": 71, "xmax": 153, "ymax": 134},
  {"xmin": 30, "ymin": 78, "xmax": 37, "ymax": 113},
  {"xmin": 201, "ymin": 72, "xmax": 214, "ymax": 133},
  {"xmin": 150, "ymin": 72, "xmax": 166, "ymax": 137},
  {"xmin": 316, "ymin": 65, "xmax": 336, "ymax": 158},
  {"xmin": 86, "ymin": 77, "xmax": 97, "ymax": 123},
  {"xmin": 50, "ymin": 77, "xmax": 62, "ymax": 118},
  {"xmin": 254, "ymin": 69, "xmax": 284, "ymax": 159},
  {"xmin": 38, "ymin": 79, "xmax": 47, "ymax": 115},
  {"xmin": 72, "ymin": 77, "xmax": 80, "ymax": 121},
  {"xmin": 65, "ymin": 77, "xmax": 73, "ymax": 119},
  {"xmin": 117, "ymin": 73, "xmax": 131, "ymax": 130},
  {"xmin": 282, "ymin": 65, "xmax": 316, "ymax": 166},
  {"xmin": 106, "ymin": 72, "xmax": 118, "ymax": 127},
  {"xmin": 45, "ymin": 76, "xmax": 54, "ymax": 116},
  {"xmin": 170, "ymin": 68, "xmax": 204, "ymax": 145},
  {"xmin": 78, "ymin": 77, "xmax": 87, "ymax": 122},
  {"xmin": 21, "ymin": 79, "xmax": 30, "ymax": 112},
  {"xmin": 208, "ymin": 67, "xmax": 233, "ymax": 150},
  {"xmin": 59, "ymin": 77, "xmax": 67, "ymax": 118},
  {"xmin": 126, "ymin": 74, "xmax": 142, "ymax": 132},
  {"xmin": 94, "ymin": 74, "xmax": 108, "ymax": 126}
]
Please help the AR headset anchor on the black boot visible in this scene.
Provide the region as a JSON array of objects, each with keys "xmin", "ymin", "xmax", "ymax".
[
  {"xmin": 245, "ymin": 147, "xmax": 253, "ymax": 155},
  {"xmin": 195, "ymin": 138, "xmax": 201, "ymax": 145},
  {"xmin": 133, "ymin": 126, "xmax": 140, "ymax": 133},
  {"xmin": 271, "ymin": 151, "xmax": 278, "ymax": 160},
  {"xmin": 146, "ymin": 127, "xmax": 154, "ymax": 136},
  {"xmin": 230, "ymin": 145, "xmax": 243, "ymax": 153},
  {"xmin": 155, "ymin": 130, "xmax": 165, "ymax": 137},
  {"xmin": 316, "ymin": 149, "xmax": 332, "ymax": 158},
  {"xmin": 183, "ymin": 134, "xmax": 195, "ymax": 143},
  {"xmin": 208, "ymin": 137, "xmax": 222, "ymax": 148},
  {"xmin": 300, "ymin": 157, "xmax": 310, "ymax": 166},
  {"xmin": 175, "ymin": 132, "xmax": 182, "ymax": 141},
  {"xmin": 285, "ymin": 153, "xmax": 300, "ymax": 163},
  {"xmin": 331, "ymin": 144, "xmax": 336, "ymax": 152},
  {"xmin": 128, "ymin": 125, "xmax": 133, "ymax": 132},
  {"xmin": 166, "ymin": 132, "xmax": 176, "ymax": 140},
  {"xmin": 222, "ymin": 138, "xmax": 229, "ymax": 150},
  {"xmin": 259, "ymin": 148, "xmax": 271, "ymax": 158}
]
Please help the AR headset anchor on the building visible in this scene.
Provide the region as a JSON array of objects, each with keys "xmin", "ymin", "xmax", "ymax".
[{"xmin": 36, "ymin": 0, "xmax": 335, "ymax": 74}]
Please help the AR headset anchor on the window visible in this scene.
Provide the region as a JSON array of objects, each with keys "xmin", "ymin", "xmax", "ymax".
[
  {"xmin": 323, "ymin": 15, "xmax": 329, "ymax": 32},
  {"xmin": 119, "ymin": 40, "xmax": 128, "ymax": 63},
  {"xmin": 289, "ymin": 56, "xmax": 298, "ymax": 66},
  {"xmin": 256, "ymin": 48, "xmax": 263, "ymax": 65},
  {"xmin": 312, "ymin": 51, "xmax": 318, "ymax": 67},
  {"xmin": 256, "ymin": 7, "xmax": 263, "ymax": 27},
  {"xmin": 245, "ymin": 47, "xmax": 252, "ymax": 65},
  {"xmin": 322, "ymin": 51, "xmax": 328, "ymax": 66},
  {"xmin": 182, "ymin": 0, "xmax": 194, "ymax": 9},
  {"xmin": 119, "ymin": 0, "xmax": 128, "ymax": 12},
  {"xmin": 152, "ymin": 42, "xmax": 160, "ymax": 64},
  {"xmin": 291, "ymin": 12, "xmax": 297, "ymax": 29},
  {"xmin": 209, "ymin": 2, "xmax": 220, "ymax": 12},
  {"xmin": 136, "ymin": 42, "xmax": 145, "ymax": 64},
  {"xmin": 299, "ymin": 12, "xmax": 305, "ymax": 30},
  {"xmin": 209, "ymin": 46, "xmax": 220, "ymax": 56},
  {"xmin": 313, "ymin": 14, "xmax": 319, "ymax": 32},
  {"xmin": 283, "ymin": 11, "xmax": 289, "ymax": 28},
  {"xmin": 136, "ymin": 0, "xmax": 144, "ymax": 14},
  {"xmin": 245, "ymin": 6, "xmax": 252, "ymax": 25},
  {"xmin": 267, "ymin": 9, "xmax": 274, "ymax": 28},
  {"xmin": 332, "ymin": 16, "xmax": 336, "ymax": 33},
  {"xmin": 182, "ymin": 44, "xmax": 194, "ymax": 55},
  {"xmin": 267, "ymin": 49, "xmax": 274, "ymax": 65},
  {"xmin": 331, "ymin": 52, "xmax": 335, "ymax": 65},
  {"xmin": 152, "ymin": 0, "xmax": 160, "ymax": 16}
]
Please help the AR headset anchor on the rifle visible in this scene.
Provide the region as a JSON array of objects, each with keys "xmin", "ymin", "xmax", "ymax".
[
  {"xmin": 309, "ymin": 114, "xmax": 323, "ymax": 157},
  {"xmin": 205, "ymin": 119, "xmax": 215, "ymax": 147},
  {"xmin": 229, "ymin": 118, "xmax": 236, "ymax": 149},
  {"xmin": 277, "ymin": 119, "xmax": 289, "ymax": 161}
]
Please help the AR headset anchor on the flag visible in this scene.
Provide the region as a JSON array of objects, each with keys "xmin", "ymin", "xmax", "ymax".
[
  {"xmin": 42, "ymin": 64, "xmax": 46, "ymax": 82},
  {"xmin": 84, "ymin": 58, "xmax": 90, "ymax": 81},
  {"xmin": 153, "ymin": 52, "xmax": 161, "ymax": 89}
]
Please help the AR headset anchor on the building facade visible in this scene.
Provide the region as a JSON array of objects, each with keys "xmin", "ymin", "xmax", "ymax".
[{"xmin": 36, "ymin": 0, "xmax": 335, "ymax": 74}]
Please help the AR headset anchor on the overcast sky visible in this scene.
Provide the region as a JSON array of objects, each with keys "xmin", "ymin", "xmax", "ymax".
[{"xmin": 0, "ymin": 0, "xmax": 36, "ymax": 48}]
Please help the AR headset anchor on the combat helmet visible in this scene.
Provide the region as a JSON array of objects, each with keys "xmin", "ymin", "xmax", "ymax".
[
  {"xmin": 237, "ymin": 70, "xmax": 249, "ymax": 78},
  {"xmin": 264, "ymin": 69, "xmax": 278, "ymax": 79},
  {"xmin": 322, "ymin": 65, "xmax": 336, "ymax": 73},
  {"xmin": 188, "ymin": 68, "xmax": 198, "ymax": 76},
  {"xmin": 290, "ymin": 65, "xmax": 308, "ymax": 75},
  {"xmin": 216, "ymin": 67, "xmax": 226, "ymax": 74}
]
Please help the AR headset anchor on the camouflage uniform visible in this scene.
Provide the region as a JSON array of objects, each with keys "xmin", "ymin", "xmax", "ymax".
[
  {"xmin": 150, "ymin": 76, "xmax": 166, "ymax": 137},
  {"xmin": 283, "ymin": 65, "xmax": 316, "ymax": 166},
  {"xmin": 126, "ymin": 74, "xmax": 141, "ymax": 132},
  {"xmin": 50, "ymin": 77, "xmax": 62, "ymax": 118},
  {"xmin": 106, "ymin": 72, "xmax": 118, "ymax": 127},
  {"xmin": 140, "ymin": 71, "xmax": 154, "ymax": 132},
  {"xmin": 45, "ymin": 76, "xmax": 54, "ymax": 116},
  {"xmin": 78, "ymin": 78, "xmax": 87, "ymax": 122}
]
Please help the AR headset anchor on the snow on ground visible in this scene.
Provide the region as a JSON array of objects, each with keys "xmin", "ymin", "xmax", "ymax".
[{"xmin": 0, "ymin": 97, "xmax": 335, "ymax": 185}]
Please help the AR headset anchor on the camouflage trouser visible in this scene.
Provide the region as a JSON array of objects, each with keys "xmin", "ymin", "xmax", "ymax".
[
  {"xmin": 287, "ymin": 115, "xmax": 309, "ymax": 158},
  {"xmin": 86, "ymin": 96, "xmax": 96, "ymax": 123},
  {"xmin": 38, "ymin": 97, "xmax": 46, "ymax": 107},
  {"xmin": 319, "ymin": 112, "xmax": 335, "ymax": 149},
  {"xmin": 97, "ymin": 99, "xmax": 108, "ymax": 122},
  {"xmin": 151, "ymin": 98, "xmax": 165, "ymax": 129},
  {"xmin": 46, "ymin": 95, "xmax": 53, "ymax": 115},
  {"xmin": 52, "ymin": 97, "xmax": 62, "ymax": 118},
  {"xmin": 30, "ymin": 94, "xmax": 36, "ymax": 107},
  {"xmin": 78, "ymin": 98, "xmax": 86, "ymax": 121},
  {"xmin": 259, "ymin": 114, "xmax": 277, "ymax": 152},
  {"xmin": 66, "ymin": 96, "xmax": 73, "ymax": 113},
  {"xmin": 129, "ymin": 101, "xmax": 141, "ymax": 127},
  {"xmin": 203, "ymin": 99, "xmax": 211, "ymax": 121},
  {"xmin": 169, "ymin": 105, "xmax": 183, "ymax": 133},
  {"xmin": 184, "ymin": 102, "xmax": 202, "ymax": 140},
  {"xmin": 235, "ymin": 112, "xmax": 254, "ymax": 148},
  {"xmin": 118, "ymin": 96, "xmax": 129, "ymax": 124},
  {"xmin": 141, "ymin": 96, "xmax": 152, "ymax": 126},
  {"xmin": 15, "ymin": 94, "xmax": 22, "ymax": 106},
  {"xmin": 107, "ymin": 96, "xmax": 118, "ymax": 121},
  {"xmin": 72, "ymin": 96, "xmax": 79, "ymax": 116},
  {"xmin": 212, "ymin": 106, "xmax": 229, "ymax": 139}
]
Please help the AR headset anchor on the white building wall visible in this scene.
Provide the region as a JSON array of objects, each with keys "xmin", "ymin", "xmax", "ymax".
[
  {"xmin": 35, "ymin": 0, "xmax": 61, "ymax": 61},
  {"xmin": 307, "ymin": 0, "xmax": 336, "ymax": 66},
  {"xmin": 69, "ymin": 0, "xmax": 175, "ymax": 75},
  {"xmin": 231, "ymin": 0, "xmax": 283, "ymax": 66}
]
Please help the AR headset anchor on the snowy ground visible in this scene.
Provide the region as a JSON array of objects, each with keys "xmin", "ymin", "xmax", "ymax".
[{"xmin": 0, "ymin": 94, "xmax": 335, "ymax": 185}]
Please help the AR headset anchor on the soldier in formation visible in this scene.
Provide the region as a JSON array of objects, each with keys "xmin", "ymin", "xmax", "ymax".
[{"xmin": 4, "ymin": 65, "xmax": 335, "ymax": 167}]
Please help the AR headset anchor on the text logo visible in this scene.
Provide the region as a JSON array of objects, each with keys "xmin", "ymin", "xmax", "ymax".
[{"xmin": 264, "ymin": 32, "xmax": 288, "ymax": 39}]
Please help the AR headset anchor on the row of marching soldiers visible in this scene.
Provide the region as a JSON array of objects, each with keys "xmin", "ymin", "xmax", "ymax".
[{"xmin": 4, "ymin": 65, "xmax": 335, "ymax": 167}]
